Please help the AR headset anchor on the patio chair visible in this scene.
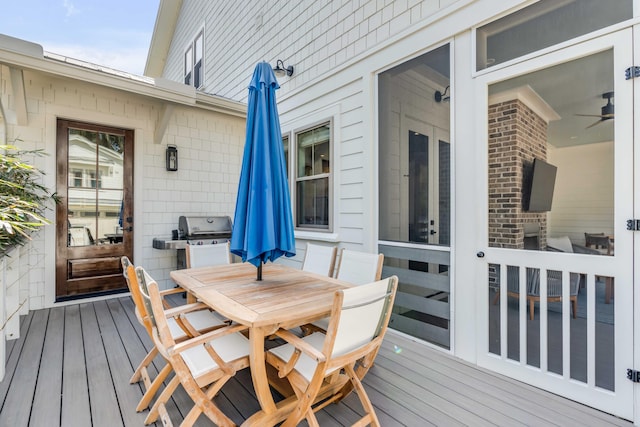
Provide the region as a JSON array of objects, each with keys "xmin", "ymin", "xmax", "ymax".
[
  {"xmin": 301, "ymin": 242, "xmax": 337, "ymax": 276},
  {"xmin": 266, "ymin": 276, "xmax": 398, "ymax": 427},
  {"xmin": 135, "ymin": 266, "xmax": 251, "ymax": 427},
  {"xmin": 302, "ymin": 249, "xmax": 384, "ymax": 335},
  {"xmin": 185, "ymin": 241, "xmax": 232, "ymax": 268},
  {"xmin": 300, "ymin": 249, "xmax": 384, "ymax": 336},
  {"xmin": 492, "ymin": 266, "xmax": 580, "ymax": 320},
  {"xmin": 334, "ymin": 248, "xmax": 384, "ymax": 284},
  {"xmin": 584, "ymin": 232, "xmax": 613, "ymax": 255},
  {"xmin": 120, "ymin": 257, "xmax": 227, "ymax": 413}
]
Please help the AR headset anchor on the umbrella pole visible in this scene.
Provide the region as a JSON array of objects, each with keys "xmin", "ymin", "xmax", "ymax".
[{"xmin": 257, "ymin": 262, "xmax": 262, "ymax": 281}]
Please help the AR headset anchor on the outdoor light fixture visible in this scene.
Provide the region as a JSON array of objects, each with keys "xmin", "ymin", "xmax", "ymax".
[
  {"xmin": 166, "ymin": 144, "xmax": 178, "ymax": 171},
  {"xmin": 273, "ymin": 59, "xmax": 294, "ymax": 77},
  {"xmin": 434, "ymin": 85, "xmax": 450, "ymax": 103}
]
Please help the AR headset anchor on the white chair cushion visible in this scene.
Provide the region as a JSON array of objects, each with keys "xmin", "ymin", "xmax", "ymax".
[
  {"xmin": 167, "ymin": 317, "xmax": 188, "ymax": 340},
  {"xmin": 180, "ymin": 332, "xmax": 250, "ymax": 378},
  {"xmin": 187, "ymin": 243, "xmax": 231, "ymax": 268},
  {"xmin": 302, "ymin": 243, "xmax": 336, "ymax": 276},
  {"xmin": 336, "ymin": 250, "xmax": 381, "ymax": 285},
  {"xmin": 268, "ymin": 332, "xmax": 340, "ymax": 382},
  {"xmin": 167, "ymin": 310, "xmax": 226, "ymax": 340},
  {"xmin": 332, "ymin": 279, "xmax": 389, "ymax": 356},
  {"xmin": 547, "ymin": 236, "xmax": 573, "ymax": 253},
  {"xmin": 184, "ymin": 309, "xmax": 226, "ymax": 330},
  {"xmin": 311, "ymin": 317, "xmax": 329, "ymax": 331}
]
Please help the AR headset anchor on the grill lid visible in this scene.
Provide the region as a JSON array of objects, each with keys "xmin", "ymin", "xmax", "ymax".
[{"xmin": 178, "ymin": 216, "xmax": 232, "ymax": 237}]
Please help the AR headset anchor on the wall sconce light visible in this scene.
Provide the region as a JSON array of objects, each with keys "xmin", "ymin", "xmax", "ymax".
[
  {"xmin": 166, "ymin": 144, "xmax": 178, "ymax": 171},
  {"xmin": 434, "ymin": 85, "xmax": 450, "ymax": 103},
  {"xmin": 273, "ymin": 59, "xmax": 294, "ymax": 77}
]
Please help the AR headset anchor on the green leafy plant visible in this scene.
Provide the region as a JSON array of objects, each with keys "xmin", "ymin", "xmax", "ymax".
[{"xmin": 0, "ymin": 143, "xmax": 58, "ymax": 256}]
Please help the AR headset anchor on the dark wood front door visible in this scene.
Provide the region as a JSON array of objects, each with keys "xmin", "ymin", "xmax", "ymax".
[{"xmin": 56, "ymin": 119, "xmax": 133, "ymax": 301}]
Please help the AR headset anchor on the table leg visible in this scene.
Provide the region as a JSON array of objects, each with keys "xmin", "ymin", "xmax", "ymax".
[{"xmin": 249, "ymin": 327, "xmax": 277, "ymax": 415}]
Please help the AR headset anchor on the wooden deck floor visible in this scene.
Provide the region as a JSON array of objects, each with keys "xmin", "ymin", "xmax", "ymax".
[{"xmin": 0, "ymin": 295, "xmax": 632, "ymax": 427}]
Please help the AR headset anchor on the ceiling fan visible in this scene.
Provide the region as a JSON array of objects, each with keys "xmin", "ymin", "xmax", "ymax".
[{"xmin": 575, "ymin": 91, "xmax": 614, "ymax": 129}]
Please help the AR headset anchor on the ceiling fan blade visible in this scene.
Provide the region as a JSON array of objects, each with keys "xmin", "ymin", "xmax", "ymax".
[
  {"xmin": 575, "ymin": 113, "xmax": 606, "ymax": 117},
  {"xmin": 585, "ymin": 120, "xmax": 604, "ymax": 129}
]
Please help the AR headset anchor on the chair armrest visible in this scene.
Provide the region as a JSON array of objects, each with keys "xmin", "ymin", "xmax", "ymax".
[
  {"xmin": 159, "ymin": 287, "xmax": 186, "ymax": 296},
  {"xmin": 274, "ymin": 329, "xmax": 326, "ymax": 362},
  {"xmin": 168, "ymin": 323, "xmax": 248, "ymax": 356},
  {"xmin": 163, "ymin": 302, "xmax": 209, "ymax": 319}
]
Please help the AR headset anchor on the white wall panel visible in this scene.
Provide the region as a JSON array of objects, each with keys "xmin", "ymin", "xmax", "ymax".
[{"xmin": 0, "ymin": 67, "xmax": 245, "ymax": 305}]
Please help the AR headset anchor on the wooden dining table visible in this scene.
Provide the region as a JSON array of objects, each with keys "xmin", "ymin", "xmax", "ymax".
[{"xmin": 170, "ymin": 262, "xmax": 350, "ymax": 426}]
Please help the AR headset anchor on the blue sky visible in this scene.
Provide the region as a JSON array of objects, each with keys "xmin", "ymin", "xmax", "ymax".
[{"xmin": 3, "ymin": 0, "xmax": 160, "ymax": 75}]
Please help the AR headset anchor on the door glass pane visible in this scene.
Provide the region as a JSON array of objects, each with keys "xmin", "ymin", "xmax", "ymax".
[
  {"xmin": 68, "ymin": 130, "xmax": 97, "ymax": 246},
  {"xmin": 476, "ymin": 0, "xmax": 632, "ymax": 71},
  {"xmin": 408, "ymin": 132, "xmax": 428, "ymax": 243},
  {"xmin": 68, "ymin": 129, "xmax": 124, "ymax": 246},
  {"xmin": 97, "ymin": 133, "xmax": 124, "ymax": 244}
]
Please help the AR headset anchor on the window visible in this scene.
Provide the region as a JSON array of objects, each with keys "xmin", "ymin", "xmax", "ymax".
[
  {"xmin": 282, "ymin": 135, "xmax": 289, "ymax": 179},
  {"xmin": 184, "ymin": 46, "xmax": 192, "ymax": 85},
  {"xmin": 476, "ymin": 0, "xmax": 632, "ymax": 71},
  {"xmin": 293, "ymin": 123, "xmax": 331, "ymax": 231},
  {"xmin": 184, "ymin": 30, "xmax": 204, "ymax": 88},
  {"xmin": 72, "ymin": 170, "xmax": 82, "ymax": 187}
]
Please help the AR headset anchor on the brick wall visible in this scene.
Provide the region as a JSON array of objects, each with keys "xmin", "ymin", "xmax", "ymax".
[{"xmin": 488, "ymin": 99, "xmax": 548, "ymax": 249}]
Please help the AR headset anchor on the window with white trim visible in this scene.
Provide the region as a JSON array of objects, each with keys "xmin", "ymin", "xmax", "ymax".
[
  {"xmin": 294, "ymin": 122, "xmax": 331, "ymax": 231},
  {"xmin": 184, "ymin": 30, "xmax": 203, "ymax": 88}
]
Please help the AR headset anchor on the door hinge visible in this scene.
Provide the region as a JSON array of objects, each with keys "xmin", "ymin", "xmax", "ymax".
[
  {"xmin": 626, "ymin": 219, "xmax": 640, "ymax": 231},
  {"xmin": 625, "ymin": 66, "xmax": 640, "ymax": 80},
  {"xmin": 627, "ymin": 369, "xmax": 640, "ymax": 382}
]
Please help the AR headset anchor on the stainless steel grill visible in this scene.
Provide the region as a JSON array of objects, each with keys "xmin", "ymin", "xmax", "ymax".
[{"xmin": 152, "ymin": 215, "xmax": 232, "ymax": 269}]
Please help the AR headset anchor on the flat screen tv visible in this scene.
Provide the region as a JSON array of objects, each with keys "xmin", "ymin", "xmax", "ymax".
[{"xmin": 525, "ymin": 158, "xmax": 557, "ymax": 212}]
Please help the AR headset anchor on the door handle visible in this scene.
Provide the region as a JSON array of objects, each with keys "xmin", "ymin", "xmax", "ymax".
[
  {"xmin": 430, "ymin": 229, "xmax": 437, "ymax": 235},
  {"xmin": 477, "ymin": 251, "xmax": 485, "ymax": 258},
  {"xmin": 124, "ymin": 226, "xmax": 133, "ymax": 232}
]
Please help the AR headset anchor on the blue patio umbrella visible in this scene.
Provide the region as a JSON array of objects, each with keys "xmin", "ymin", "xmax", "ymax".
[{"xmin": 230, "ymin": 62, "xmax": 296, "ymax": 280}]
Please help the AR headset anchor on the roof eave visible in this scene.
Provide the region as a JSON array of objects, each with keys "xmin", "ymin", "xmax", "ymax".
[
  {"xmin": 0, "ymin": 36, "xmax": 246, "ymax": 118},
  {"xmin": 144, "ymin": 0, "xmax": 183, "ymax": 78}
]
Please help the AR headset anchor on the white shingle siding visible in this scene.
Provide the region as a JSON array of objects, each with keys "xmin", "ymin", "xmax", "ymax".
[
  {"xmin": 0, "ymin": 66, "xmax": 245, "ymax": 303},
  {"xmin": 164, "ymin": 0, "xmax": 455, "ymax": 102}
]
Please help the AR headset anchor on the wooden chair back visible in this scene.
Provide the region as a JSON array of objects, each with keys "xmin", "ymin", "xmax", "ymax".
[
  {"xmin": 185, "ymin": 241, "xmax": 232, "ymax": 268},
  {"xmin": 267, "ymin": 276, "xmax": 398, "ymax": 427},
  {"xmin": 584, "ymin": 233, "xmax": 612, "ymax": 255},
  {"xmin": 327, "ymin": 276, "xmax": 397, "ymax": 358},
  {"xmin": 121, "ymin": 256, "xmax": 152, "ymax": 335},
  {"xmin": 301, "ymin": 242, "xmax": 337, "ymax": 276},
  {"xmin": 135, "ymin": 266, "xmax": 160, "ymax": 339},
  {"xmin": 335, "ymin": 248, "xmax": 384, "ymax": 285},
  {"xmin": 135, "ymin": 265, "xmax": 251, "ymax": 427}
]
